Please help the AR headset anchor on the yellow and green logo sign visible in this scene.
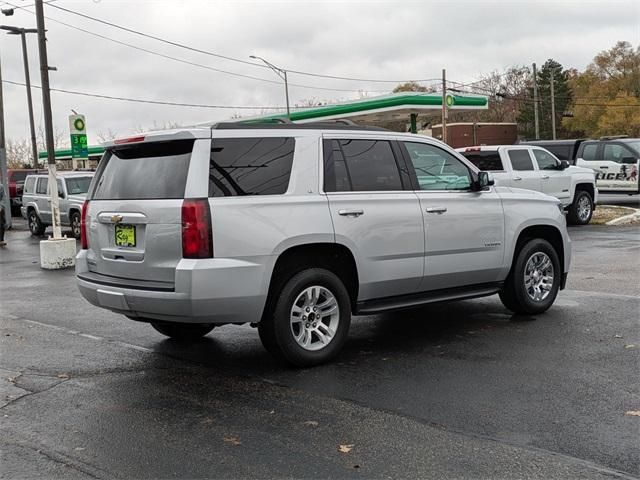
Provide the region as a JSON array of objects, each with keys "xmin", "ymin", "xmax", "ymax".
[
  {"xmin": 445, "ymin": 94, "xmax": 455, "ymax": 108},
  {"xmin": 69, "ymin": 114, "xmax": 88, "ymax": 159}
]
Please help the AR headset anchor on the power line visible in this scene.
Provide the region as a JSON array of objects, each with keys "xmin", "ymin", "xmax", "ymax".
[
  {"xmin": 6, "ymin": 79, "xmax": 637, "ymax": 110},
  {"xmin": 4, "ymin": 1, "xmax": 425, "ymax": 94},
  {"xmin": 35, "ymin": 12, "xmax": 394, "ymax": 94},
  {"xmin": 2, "ymin": 79, "xmax": 294, "ymax": 109},
  {"xmin": 0, "ymin": 0, "xmax": 55, "ymax": 11},
  {"xmin": 46, "ymin": 2, "xmax": 441, "ymax": 84}
]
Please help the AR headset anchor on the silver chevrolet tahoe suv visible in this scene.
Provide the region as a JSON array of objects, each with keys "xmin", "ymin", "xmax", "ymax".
[{"xmin": 77, "ymin": 123, "xmax": 571, "ymax": 366}]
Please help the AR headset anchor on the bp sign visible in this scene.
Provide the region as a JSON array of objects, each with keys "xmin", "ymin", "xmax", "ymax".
[
  {"xmin": 445, "ymin": 94, "xmax": 455, "ymax": 108},
  {"xmin": 69, "ymin": 114, "xmax": 88, "ymax": 159}
]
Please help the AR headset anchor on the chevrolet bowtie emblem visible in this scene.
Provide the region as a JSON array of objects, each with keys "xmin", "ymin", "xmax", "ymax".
[{"xmin": 111, "ymin": 215, "xmax": 123, "ymax": 224}]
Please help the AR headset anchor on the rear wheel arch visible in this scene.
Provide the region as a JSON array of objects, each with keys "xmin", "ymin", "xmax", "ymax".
[{"xmin": 263, "ymin": 243, "xmax": 359, "ymax": 319}]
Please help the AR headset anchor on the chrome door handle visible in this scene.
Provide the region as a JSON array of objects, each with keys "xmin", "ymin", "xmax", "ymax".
[
  {"xmin": 425, "ymin": 206, "xmax": 447, "ymax": 214},
  {"xmin": 338, "ymin": 209, "xmax": 364, "ymax": 217},
  {"xmin": 513, "ymin": 176, "xmax": 522, "ymax": 181},
  {"xmin": 541, "ymin": 175, "xmax": 550, "ymax": 179}
]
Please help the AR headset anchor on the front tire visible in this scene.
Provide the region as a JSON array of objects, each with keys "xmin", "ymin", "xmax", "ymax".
[
  {"xmin": 28, "ymin": 210, "xmax": 46, "ymax": 236},
  {"xmin": 151, "ymin": 321, "xmax": 215, "ymax": 340},
  {"xmin": 499, "ymin": 239, "xmax": 561, "ymax": 315},
  {"xmin": 258, "ymin": 268, "xmax": 351, "ymax": 367},
  {"xmin": 567, "ymin": 190, "xmax": 593, "ymax": 225}
]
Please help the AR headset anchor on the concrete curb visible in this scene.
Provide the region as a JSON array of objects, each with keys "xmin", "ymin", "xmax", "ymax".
[{"xmin": 603, "ymin": 205, "xmax": 640, "ymax": 225}]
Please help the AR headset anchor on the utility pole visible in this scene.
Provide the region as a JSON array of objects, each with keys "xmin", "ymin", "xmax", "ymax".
[
  {"xmin": 532, "ymin": 62, "xmax": 540, "ymax": 140},
  {"xmin": 550, "ymin": 69, "xmax": 556, "ymax": 140},
  {"xmin": 441, "ymin": 68, "xmax": 447, "ymax": 144},
  {"xmin": 1, "ymin": 26, "xmax": 39, "ymax": 168},
  {"xmin": 35, "ymin": 0, "xmax": 61, "ymax": 238},
  {"xmin": 19, "ymin": 30, "xmax": 38, "ymax": 168},
  {"xmin": 0, "ymin": 48, "xmax": 11, "ymax": 230}
]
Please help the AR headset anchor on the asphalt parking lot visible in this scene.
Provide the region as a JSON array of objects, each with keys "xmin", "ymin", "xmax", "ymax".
[{"xmin": 1, "ymin": 219, "xmax": 639, "ymax": 479}]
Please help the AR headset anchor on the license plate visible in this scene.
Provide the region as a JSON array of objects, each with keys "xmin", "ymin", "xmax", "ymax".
[{"xmin": 114, "ymin": 224, "xmax": 136, "ymax": 247}]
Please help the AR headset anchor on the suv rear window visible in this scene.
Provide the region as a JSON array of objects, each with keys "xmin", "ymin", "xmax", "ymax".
[
  {"xmin": 92, "ymin": 140, "xmax": 194, "ymax": 200},
  {"xmin": 460, "ymin": 151, "xmax": 504, "ymax": 171},
  {"xmin": 209, "ymin": 137, "xmax": 295, "ymax": 197},
  {"xmin": 324, "ymin": 139, "xmax": 403, "ymax": 192}
]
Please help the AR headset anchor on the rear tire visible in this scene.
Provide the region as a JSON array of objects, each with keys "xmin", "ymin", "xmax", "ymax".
[
  {"xmin": 151, "ymin": 321, "xmax": 215, "ymax": 340},
  {"xmin": 70, "ymin": 211, "xmax": 81, "ymax": 239},
  {"xmin": 499, "ymin": 238, "xmax": 561, "ymax": 315},
  {"xmin": 28, "ymin": 210, "xmax": 46, "ymax": 236},
  {"xmin": 258, "ymin": 268, "xmax": 351, "ymax": 367},
  {"xmin": 567, "ymin": 190, "xmax": 593, "ymax": 225}
]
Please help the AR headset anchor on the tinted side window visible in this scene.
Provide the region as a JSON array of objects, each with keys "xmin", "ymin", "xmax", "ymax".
[
  {"xmin": 24, "ymin": 177, "xmax": 36, "ymax": 194},
  {"xmin": 460, "ymin": 151, "xmax": 504, "ymax": 171},
  {"xmin": 405, "ymin": 142, "xmax": 471, "ymax": 190},
  {"xmin": 603, "ymin": 144, "xmax": 633, "ymax": 163},
  {"xmin": 36, "ymin": 177, "xmax": 48, "ymax": 195},
  {"xmin": 209, "ymin": 138, "xmax": 295, "ymax": 197},
  {"xmin": 508, "ymin": 150, "xmax": 534, "ymax": 171},
  {"xmin": 323, "ymin": 140, "xmax": 350, "ymax": 192},
  {"xmin": 324, "ymin": 139, "xmax": 402, "ymax": 192},
  {"xmin": 581, "ymin": 143, "xmax": 598, "ymax": 161},
  {"xmin": 533, "ymin": 149, "xmax": 559, "ymax": 170}
]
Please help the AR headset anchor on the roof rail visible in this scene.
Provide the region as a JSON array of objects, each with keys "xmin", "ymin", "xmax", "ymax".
[
  {"xmin": 211, "ymin": 121, "xmax": 389, "ymax": 131},
  {"xmin": 599, "ymin": 135, "xmax": 629, "ymax": 140}
]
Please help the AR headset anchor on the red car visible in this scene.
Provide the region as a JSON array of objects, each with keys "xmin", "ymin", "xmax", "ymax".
[{"xmin": 8, "ymin": 169, "xmax": 43, "ymax": 215}]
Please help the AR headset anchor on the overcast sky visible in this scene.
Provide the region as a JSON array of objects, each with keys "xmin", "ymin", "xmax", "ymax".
[{"xmin": 1, "ymin": 0, "xmax": 638, "ymax": 146}]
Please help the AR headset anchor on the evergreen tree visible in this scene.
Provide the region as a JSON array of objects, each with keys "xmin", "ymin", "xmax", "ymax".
[{"xmin": 518, "ymin": 59, "xmax": 572, "ymax": 139}]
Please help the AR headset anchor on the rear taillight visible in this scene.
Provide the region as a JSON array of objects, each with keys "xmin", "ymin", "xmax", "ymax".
[
  {"xmin": 181, "ymin": 199, "xmax": 213, "ymax": 259},
  {"xmin": 80, "ymin": 200, "xmax": 89, "ymax": 249}
]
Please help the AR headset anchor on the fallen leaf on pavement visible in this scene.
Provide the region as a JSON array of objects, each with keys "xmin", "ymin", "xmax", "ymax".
[
  {"xmin": 223, "ymin": 435, "xmax": 241, "ymax": 446},
  {"xmin": 624, "ymin": 344, "xmax": 636, "ymax": 349},
  {"xmin": 625, "ymin": 411, "xmax": 640, "ymax": 416},
  {"xmin": 57, "ymin": 373, "xmax": 70, "ymax": 379},
  {"xmin": 303, "ymin": 421, "xmax": 319, "ymax": 427},
  {"xmin": 613, "ymin": 334, "xmax": 622, "ymax": 338},
  {"xmin": 338, "ymin": 444, "xmax": 354, "ymax": 453}
]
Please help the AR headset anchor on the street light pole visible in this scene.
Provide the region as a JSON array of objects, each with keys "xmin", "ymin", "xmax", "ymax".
[
  {"xmin": 250, "ymin": 55, "xmax": 290, "ymax": 118},
  {"xmin": 1, "ymin": 25, "xmax": 39, "ymax": 168}
]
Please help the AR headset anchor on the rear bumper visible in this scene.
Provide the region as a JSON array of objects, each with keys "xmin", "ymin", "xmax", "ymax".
[{"xmin": 75, "ymin": 251, "xmax": 269, "ymax": 324}]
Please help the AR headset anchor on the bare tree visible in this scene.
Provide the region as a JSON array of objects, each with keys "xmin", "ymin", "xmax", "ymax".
[
  {"xmin": 6, "ymin": 138, "xmax": 32, "ymax": 168},
  {"xmin": 96, "ymin": 128, "xmax": 119, "ymax": 143}
]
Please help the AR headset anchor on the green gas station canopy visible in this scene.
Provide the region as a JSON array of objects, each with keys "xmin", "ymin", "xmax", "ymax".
[{"xmin": 250, "ymin": 92, "xmax": 488, "ymax": 125}]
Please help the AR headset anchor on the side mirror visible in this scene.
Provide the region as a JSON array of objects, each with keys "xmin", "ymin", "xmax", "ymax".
[
  {"xmin": 559, "ymin": 160, "xmax": 570, "ymax": 170},
  {"xmin": 621, "ymin": 157, "xmax": 637, "ymax": 165},
  {"xmin": 58, "ymin": 190, "xmax": 65, "ymax": 199},
  {"xmin": 474, "ymin": 171, "xmax": 494, "ymax": 190}
]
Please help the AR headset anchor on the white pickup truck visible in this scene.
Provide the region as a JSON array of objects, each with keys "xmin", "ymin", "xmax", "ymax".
[{"xmin": 457, "ymin": 145, "xmax": 598, "ymax": 225}]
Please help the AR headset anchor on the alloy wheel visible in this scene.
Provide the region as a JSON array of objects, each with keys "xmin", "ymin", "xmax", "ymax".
[
  {"xmin": 524, "ymin": 252, "xmax": 554, "ymax": 302},
  {"xmin": 290, "ymin": 285, "xmax": 340, "ymax": 351}
]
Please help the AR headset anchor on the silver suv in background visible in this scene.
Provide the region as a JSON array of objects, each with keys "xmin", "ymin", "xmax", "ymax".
[
  {"xmin": 22, "ymin": 172, "xmax": 94, "ymax": 238},
  {"xmin": 77, "ymin": 123, "xmax": 571, "ymax": 367}
]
